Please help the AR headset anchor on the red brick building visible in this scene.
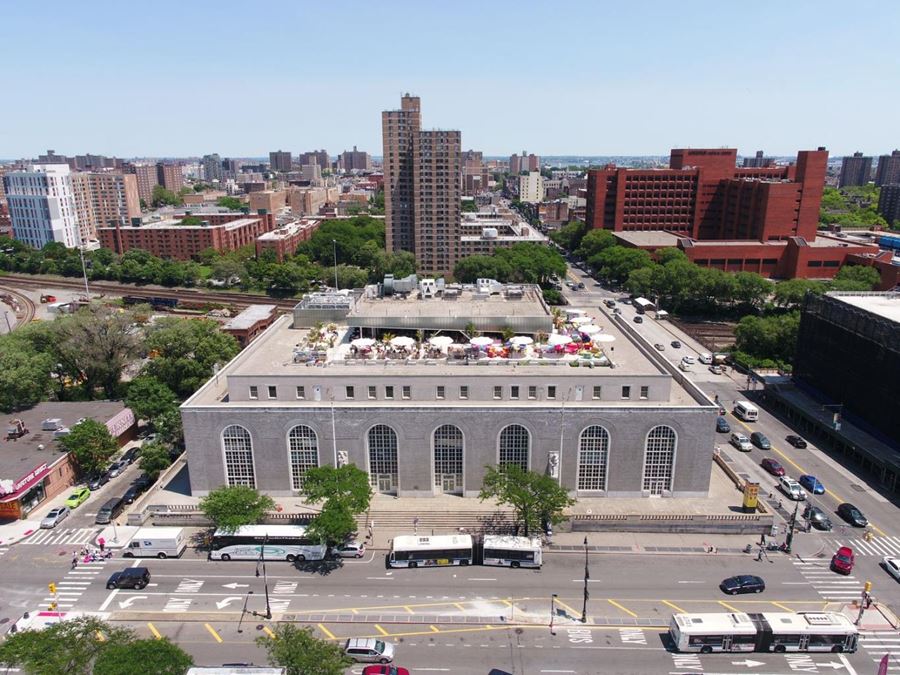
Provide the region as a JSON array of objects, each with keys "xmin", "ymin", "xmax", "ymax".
[
  {"xmin": 586, "ymin": 148, "xmax": 881, "ymax": 280},
  {"xmin": 255, "ymin": 218, "xmax": 321, "ymax": 262}
]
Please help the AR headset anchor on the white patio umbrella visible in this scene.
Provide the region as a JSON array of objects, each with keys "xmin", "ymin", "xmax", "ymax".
[
  {"xmin": 579, "ymin": 324, "xmax": 601, "ymax": 335},
  {"xmin": 547, "ymin": 334, "xmax": 572, "ymax": 347},
  {"xmin": 509, "ymin": 336, "xmax": 534, "ymax": 346},
  {"xmin": 570, "ymin": 315, "xmax": 593, "ymax": 325},
  {"xmin": 351, "ymin": 337, "xmax": 376, "ymax": 348},
  {"xmin": 469, "ymin": 336, "xmax": 494, "ymax": 347},
  {"xmin": 594, "ymin": 333, "xmax": 616, "ymax": 343},
  {"xmin": 390, "ymin": 336, "xmax": 416, "ymax": 348},
  {"xmin": 428, "ymin": 336, "xmax": 454, "ymax": 348}
]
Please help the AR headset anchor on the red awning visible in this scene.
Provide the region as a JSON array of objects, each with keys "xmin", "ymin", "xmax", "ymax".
[{"xmin": 0, "ymin": 465, "xmax": 52, "ymax": 503}]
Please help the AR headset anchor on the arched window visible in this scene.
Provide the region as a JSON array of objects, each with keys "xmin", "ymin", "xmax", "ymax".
[
  {"xmin": 222, "ymin": 425, "xmax": 255, "ymax": 487},
  {"xmin": 433, "ymin": 425, "xmax": 463, "ymax": 494},
  {"xmin": 642, "ymin": 425, "xmax": 676, "ymax": 495},
  {"xmin": 368, "ymin": 424, "xmax": 398, "ymax": 494},
  {"xmin": 288, "ymin": 425, "xmax": 319, "ymax": 491},
  {"xmin": 499, "ymin": 424, "xmax": 530, "ymax": 472},
  {"xmin": 577, "ymin": 425, "xmax": 610, "ymax": 491}
]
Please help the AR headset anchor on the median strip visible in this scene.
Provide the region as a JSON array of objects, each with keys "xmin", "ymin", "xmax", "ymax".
[{"xmin": 607, "ymin": 599, "xmax": 638, "ymax": 618}]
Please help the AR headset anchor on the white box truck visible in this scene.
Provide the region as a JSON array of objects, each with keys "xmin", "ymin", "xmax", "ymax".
[{"xmin": 123, "ymin": 527, "xmax": 187, "ymax": 559}]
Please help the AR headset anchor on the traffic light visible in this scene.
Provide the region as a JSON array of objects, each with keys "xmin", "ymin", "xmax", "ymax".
[
  {"xmin": 864, "ymin": 581, "xmax": 872, "ymax": 595},
  {"xmin": 48, "ymin": 582, "xmax": 56, "ymax": 595},
  {"xmin": 47, "ymin": 602, "xmax": 57, "ymax": 611}
]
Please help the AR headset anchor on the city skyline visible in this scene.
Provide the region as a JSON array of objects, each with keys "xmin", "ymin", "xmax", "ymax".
[{"xmin": 1, "ymin": 0, "xmax": 896, "ymax": 158}]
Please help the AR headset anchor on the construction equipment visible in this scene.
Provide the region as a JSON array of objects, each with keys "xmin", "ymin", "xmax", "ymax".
[{"xmin": 7, "ymin": 419, "xmax": 28, "ymax": 440}]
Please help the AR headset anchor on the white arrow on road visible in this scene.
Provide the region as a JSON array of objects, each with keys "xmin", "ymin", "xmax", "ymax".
[
  {"xmin": 731, "ymin": 660, "xmax": 765, "ymax": 667},
  {"xmin": 222, "ymin": 583, "xmax": 250, "ymax": 589},
  {"xmin": 815, "ymin": 662, "xmax": 846, "ymax": 670},
  {"xmin": 215, "ymin": 596, "xmax": 243, "ymax": 609},
  {"xmin": 118, "ymin": 595, "xmax": 148, "ymax": 609}
]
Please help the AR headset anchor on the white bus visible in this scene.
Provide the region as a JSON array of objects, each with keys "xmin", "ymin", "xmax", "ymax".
[
  {"xmin": 669, "ymin": 611, "xmax": 858, "ymax": 654},
  {"xmin": 733, "ymin": 400, "xmax": 759, "ymax": 422},
  {"xmin": 388, "ymin": 534, "xmax": 473, "ymax": 568},
  {"xmin": 482, "ymin": 535, "xmax": 542, "ymax": 568},
  {"xmin": 209, "ymin": 525, "xmax": 326, "ymax": 562},
  {"xmin": 633, "ymin": 297, "xmax": 655, "ymax": 314}
]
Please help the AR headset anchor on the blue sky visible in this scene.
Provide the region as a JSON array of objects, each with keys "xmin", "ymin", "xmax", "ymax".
[{"xmin": 1, "ymin": 0, "xmax": 897, "ymax": 158}]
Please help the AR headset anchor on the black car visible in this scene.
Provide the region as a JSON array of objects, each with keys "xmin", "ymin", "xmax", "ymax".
[
  {"xmin": 106, "ymin": 567, "xmax": 150, "ymax": 590},
  {"xmin": 604, "ymin": 300, "xmax": 616, "ymax": 308},
  {"xmin": 786, "ymin": 435, "xmax": 808, "ymax": 449},
  {"xmin": 121, "ymin": 447, "xmax": 141, "ymax": 465},
  {"xmin": 837, "ymin": 503, "xmax": 868, "ymax": 528},
  {"xmin": 122, "ymin": 485, "xmax": 142, "ymax": 504},
  {"xmin": 131, "ymin": 474, "xmax": 152, "ymax": 491},
  {"xmin": 87, "ymin": 472, "xmax": 111, "ymax": 491},
  {"xmin": 716, "ymin": 417, "xmax": 731, "ymax": 433},
  {"xmin": 720, "ymin": 575, "xmax": 765, "ymax": 595},
  {"xmin": 671, "ymin": 340, "xmax": 682, "ymax": 348},
  {"xmin": 633, "ymin": 316, "xmax": 643, "ymax": 324},
  {"xmin": 803, "ymin": 505, "xmax": 832, "ymax": 531}
]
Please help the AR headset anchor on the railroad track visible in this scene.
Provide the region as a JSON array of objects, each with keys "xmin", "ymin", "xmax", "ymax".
[
  {"xmin": 670, "ymin": 318, "xmax": 736, "ymax": 352},
  {"xmin": 0, "ymin": 274, "xmax": 300, "ymax": 311},
  {"xmin": 0, "ymin": 284, "xmax": 37, "ymax": 331}
]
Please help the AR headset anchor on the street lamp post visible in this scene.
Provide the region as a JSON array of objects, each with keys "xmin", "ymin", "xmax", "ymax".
[
  {"xmin": 550, "ymin": 593, "xmax": 558, "ymax": 635},
  {"xmin": 784, "ymin": 500, "xmax": 800, "ymax": 554},
  {"xmin": 332, "ymin": 239, "xmax": 339, "ymax": 290},
  {"xmin": 254, "ymin": 534, "xmax": 272, "ymax": 620},
  {"xmin": 237, "ymin": 590, "xmax": 254, "ymax": 633},
  {"xmin": 581, "ymin": 536, "xmax": 589, "ymax": 624}
]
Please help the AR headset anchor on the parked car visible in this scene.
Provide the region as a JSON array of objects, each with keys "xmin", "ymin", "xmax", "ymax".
[
  {"xmin": 363, "ymin": 667, "xmax": 410, "ymax": 675},
  {"xmin": 131, "ymin": 474, "xmax": 152, "ymax": 491},
  {"xmin": 142, "ymin": 433, "xmax": 158, "ymax": 445},
  {"xmin": 882, "ymin": 557, "xmax": 900, "ymax": 582},
  {"xmin": 720, "ymin": 575, "xmax": 765, "ymax": 595},
  {"xmin": 40, "ymin": 506, "xmax": 70, "ymax": 529},
  {"xmin": 64, "ymin": 487, "xmax": 91, "ymax": 509},
  {"xmin": 670, "ymin": 341, "xmax": 682, "ymax": 348},
  {"xmin": 331, "ymin": 541, "xmax": 366, "ymax": 558},
  {"xmin": 106, "ymin": 567, "xmax": 150, "ymax": 590},
  {"xmin": 107, "ymin": 462, "xmax": 124, "ymax": 478},
  {"xmin": 709, "ymin": 365, "xmax": 724, "ymax": 374},
  {"xmin": 750, "ymin": 432, "xmax": 771, "ymax": 450},
  {"xmin": 633, "ymin": 316, "xmax": 643, "ymax": 324},
  {"xmin": 654, "ymin": 343, "xmax": 665, "ymax": 351},
  {"xmin": 778, "ymin": 476, "xmax": 807, "ymax": 501},
  {"xmin": 786, "ymin": 435, "xmax": 808, "ymax": 449},
  {"xmin": 612, "ymin": 308, "xmax": 622, "ymax": 315},
  {"xmin": 344, "ymin": 638, "xmax": 394, "ymax": 664},
  {"xmin": 836, "ymin": 503, "xmax": 868, "ymax": 527},
  {"xmin": 121, "ymin": 447, "xmax": 140, "ymax": 465},
  {"xmin": 831, "ymin": 546, "xmax": 855, "ymax": 574},
  {"xmin": 799, "ymin": 474, "xmax": 825, "ymax": 495},
  {"xmin": 730, "ymin": 433, "xmax": 752, "ymax": 451},
  {"xmin": 122, "ymin": 484, "xmax": 143, "ymax": 504},
  {"xmin": 760, "ymin": 458, "xmax": 785, "ymax": 476},
  {"xmin": 681, "ymin": 355, "xmax": 695, "ymax": 365},
  {"xmin": 604, "ymin": 300, "xmax": 616, "ymax": 308},
  {"xmin": 576, "ymin": 282, "xmax": 585, "ymax": 290},
  {"xmin": 716, "ymin": 417, "xmax": 731, "ymax": 433},
  {"xmin": 87, "ymin": 472, "xmax": 111, "ymax": 491},
  {"xmin": 803, "ymin": 505, "xmax": 832, "ymax": 531}
]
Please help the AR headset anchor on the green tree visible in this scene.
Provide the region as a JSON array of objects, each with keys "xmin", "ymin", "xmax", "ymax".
[
  {"xmin": 734, "ymin": 311, "xmax": 800, "ymax": 365},
  {"xmin": 0, "ymin": 616, "xmax": 134, "ymax": 675},
  {"xmin": 300, "ymin": 464, "xmax": 373, "ymax": 513},
  {"xmin": 255, "ymin": 624, "xmax": 352, "ymax": 675},
  {"xmin": 654, "ymin": 247, "xmax": 689, "ymax": 266},
  {"xmin": 93, "ymin": 638, "xmax": 192, "ymax": 675},
  {"xmin": 773, "ymin": 279, "xmax": 826, "ymax": 308},
  {"xmin": 454, "ymin": 255, "xmax": 503, "ymax": 283},
  {"xmin": 209, "ymin": 258, "xmax": 246, "ymax": 286},
  {"xmin": 548, "ymin": 220, "xmax": 588, "ymax": 251},
  {"xmin": 138, "ymin": 441, "xmax": 174, "ymax": 480},
  {"xmin": 59, "ymin": 419, "xmax": 119, "ymax": 475},
  {"xmin": 575, "ymin": 229, "xmax": 616, "ymax": 260},
  {"xmin": 731, "ymin": 272, "xmax": 774, "ymax": 310},
  {"xmin": 593, "ymin": 246, "xmax": 653, "ymax": 283},
  {"xmin": 461, "ymin": 198, "xmax": 478, "ymax": 212},
  {"xmin": 216, "ymin": 196, "xmax": 244, "ymax": 211},
  {"xmin": 142, "ymin": 317, "xmax": 240, "ymax": 398},
  {"xmin": 154, "ymin": 407, "xmax": 184, "ymax": 449},
  {"xmin": 495, "ymin": 243, "xmax": 566, "ymax": 284},
  {"xmin": 151, "ymin": 185, "xmax": 181, "ymax": 207},
  {"xmin": 334, "ymin": 263, "xmax": 369, "ymax": 289},
  {"xmin": 125, "ymin": 376, "xmax": 179, "ymax": 424},
  {"xmin": 200, "ymin": 485, "xmax": 275, "ymax": 533},
  {"xmin": 307, "ymin": 500, "xmax": 358, "ymax": 547},
  {"xmin": 0, "ymin": 333, "xmax": 54, "ymax": 412},
  {"xmin": 479, "ymin": 464, "xmax": 574, "ymax": 537},
  {"xmin": 833, "ymin": 264, "xmax": 880, "ymax": 290}
]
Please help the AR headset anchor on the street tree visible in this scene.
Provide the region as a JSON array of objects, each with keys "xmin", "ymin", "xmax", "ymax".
[
  {"xmin": 199, "ymin": 485, "xmax": 275, "ymax": 533},
  {"xmin": 59, "ymin": 419, "xmax": 119, "ymax": 475},
  {"xmin": 209, "ymin": 258, "xmax": 246, "ymax": 287},
  {"xmin": 0, "ymin": 616, "xmax": 134, "ymax": 675},
  {"xmin": 138, "ymin": 442, "xmax": 173, "ymax": 480},
  {"xmin": 0, "ymin": 333, "xmax": 54, "ymax": 412},
  {"xmin": 731, "ymin": 272, "xmax": 774, "ymax": 310},
  {"xmin": 773, "ymin": 279, "xmax": 826, "ymax": 308},
  {"xmin": 125, "ymin": 376, "xmax": 179, "ymax": 425},
  {"xmin": 479, "ymin": 464, "xmax": 574, "ymax": 537},
  {"xmin": 151, "ymin": 185, "xmax": 181, "ymax": 207},
  {"xmin": 593, "ymin": 246, "xmax": 653, "ymax": 283},
  {"xmin": 255, "ymin": 624, "xmax": 352, "ymax": 675},
  {"xmin": 92, "ymin": 638, "xmax": 192, "ymax": 675},
  {"xmin": 300, "ymin": 465, "xmax": 373, "ymax": 514},
  {"xmin": 575, "ymin": 229, "xmax": 616, "ymax": 260},
  {"xmin": 549, "ymin": 220, "xmax": 588, "ymax": 251},
  {"xmin": 833, "ymin": 264, "xmax": 880, "ymax": 290},
  {"xmin": 216, "ymin": 196, "xmax": 244, "ymax": 210},
  {"xmin": 154, "ymin": 407, "xmax": 184, "ymax": 448},
  {"xmin": 306, "ymin": 500, "xmax": 358, "ymax": 546}
]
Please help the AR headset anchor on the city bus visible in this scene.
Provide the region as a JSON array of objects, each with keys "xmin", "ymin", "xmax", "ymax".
[
  {"xmin": 209, "ymin": 525, "xmax": 326, "ymax": 562},
  {"xmin": 669, "ymin": 611, "xmax": 858, "ymax": 654},
  {"xmin": 632, "ymin": 297, "xmax": 655, "ymax": 314},
  {"xmin": 733, "ymin": 400, "xmax": 759, "ymax": 422},
  {"xmin": 482, "ymin": 535, "xmax": 543, "ymax": 568},
  {"xmin": 387, "ymin": 534, "xmax": 473, "ymax": 568}
]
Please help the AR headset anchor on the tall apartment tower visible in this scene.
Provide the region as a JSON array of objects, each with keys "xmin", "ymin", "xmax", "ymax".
[
  {"xmin": 382, "ymin": 94, "xmax": 461, "ymax": 275},
  {"xmin": 70, "ymin": 172, "xmax": 140, "ymax": 242},
  {"xmin": 509, "ymin": 151, "xmax": 540, "ymax": 174},
  {"xmin": 839, "ymin": 151, "xmax": 873, "ymax": 187},
  {"xmin": 875, "ymin": 150, "xmax": 900, "ymax": 187},
  {"xmin": 3, "ymin": 164, "xmax": 82, "ymax": 248},
  {"xmin": 201, "ymin": 154, "xmax": 223, "ymax": 183},
  {"xmin": 156, "ymin": 163, "xmax": 184, "ymax": 192},
  {"xmin": 269, "ymin": 150, "xmax": 292, "ymax": 173},
  {"xmin": 742, "ymin": 150, "xmax": 773, "ymax": 168},
  {"xmin": 125, "ymin": 164, "xmax": 159, "ymax": 205}
]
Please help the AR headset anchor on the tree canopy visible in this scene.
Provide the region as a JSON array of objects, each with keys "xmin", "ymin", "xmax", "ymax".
[
  {"xmin": 216, "ymin": 196, "xmax": 244, "ymax": 210},
  {"xmin": 454, "ymin": 243, "xmax": 565, "ymax": 285},
  {"xmin": 733, "ymin": 311, "xmax": 800, "ymax": 367},
  {"xmin": 138, "ymin": 441, "xmax": 174, "ymax": 480},
  {"xmin": 833, "ymin": 264, "xmax": 880, "ymax": 290},
  {"xmin": 199, "ymin": 485, "xmax": 275, "ymax": 533},
  {"xmin": 125, "ymin": 376, "xmax": 179, "ymax": 424},
  {"xmin": 151, "ymin": 185, "xmax": 181, "ymax": 208},
  {"xmin": 59, "ymin": 419, "xmax": 119, "ymax": 475},
  {"xmin": 255, "ymin": 624, "xmax": 352, "ymax": 675},
  {"xmin": 301, "ymin": 465, "xmax": 372, "ymax": 545},
  {"xmin": 92, "ymin": 638, "xmax": 192, "ymax": 675},
  {"xmin": 548, "ymin": 220, "xmax": 588, "ymax": 251},
  {"xmin": 479, "ymin": 464, "xmax": 574, "ymax": 537}
]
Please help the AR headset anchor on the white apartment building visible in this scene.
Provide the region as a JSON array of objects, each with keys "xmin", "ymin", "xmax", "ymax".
[
  {"xmin": 518, "ymin": 171, "xmax": 544, "ymax": 204},
  {"xmin": 3, "ymin": 164, "xmax": 81, "ymax": 248}
]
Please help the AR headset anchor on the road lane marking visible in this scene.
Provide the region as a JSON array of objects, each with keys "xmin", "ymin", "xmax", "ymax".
[
  {"xmin": 468, "ymin": 578, "xmax": 497, "ymax": 581},
  {"xmin": 453, "ymin": 602, "xmax": 466, "ymax": 611},
  {"xmin": 262, "ymin": 626, "xmax": 276, "ymax": 639},
  {"xmin": 608, "ymin": 599, "xmax": 638, "ymax": 618},
  {"xmin": 317, "ymin": 623, "xmax": 336, "ymax": 640},
  {"xmin": 662, "ymin": 600, "xmax": 687, "ymax": 614},
  {"xmin": 718, "ymin": 600, "xmax": 740, "ymax": 612},
  {"xmin": 430, "ymin": 625, "xmax": 440, "ymax": 632},
  {"xmin": 374, "ymin": 624, "xmax": 389, "ymax": 636},
  {"xmin": 98, "ymin": 589, "xmax": 118, "ymax": 611},
  {"xmin": 147, "ymin": 622, "xmax": 162, "ymax": 639},
  {"xmin": 404, "ymin": 605, "xmax": 415, "ymax": 614},
  {"xmin": 769, "ymin": 602, "xmax": 794, "ymax": 612},
  {"xmin": 204, "ymin": 623, "xmax": 223, "ymax": 643},
  {"xmin": 553, "ymin": 598, "xmax": 581, "ymax": 617}
]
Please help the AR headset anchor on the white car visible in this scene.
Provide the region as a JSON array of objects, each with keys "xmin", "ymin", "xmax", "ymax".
[
  {"xmin": 883, "ymin": 557, "xmax": 900, "ymax": 581},
  {"xmin": 778, "ymin": 476, "xmax": 807, "ymax": 501},
  {"xmin": 40, "ymin": 506, "xmax": 70, "ymax": 529},
  {"xmin": 730, "ymin": 432, "xmax": 752, "ymax": 451},
  {"xmin": 681, "ymin": 355, "xmax": 696, "ymax": 365},
  {"xmin": 331, "ymin": 541, "xmax": 366, "ymax": 558}
]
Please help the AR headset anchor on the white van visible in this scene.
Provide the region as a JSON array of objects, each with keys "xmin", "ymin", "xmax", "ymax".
[
  {"xmin": 779, "ymin": 476, "xmax": 807, "ymax": 501},
  {"xmin": 123, "ymin": 527, "xmax": 187, "ymax": 559},
  {"xmin": 698, "ymin": 352, "xmax": 713, "ymax": 365},
  {"xmin": 733, "ymin": 400, "xmax": 759, "ymax": 422}
]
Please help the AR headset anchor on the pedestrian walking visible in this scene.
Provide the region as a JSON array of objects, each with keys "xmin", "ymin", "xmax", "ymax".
[
  {"xmin": 98, "ymin": 537, "xmax": 105, "ymax": 553},
  {"xmin": 413, "ymin": 516, "xmax": 419, "ymax": 535}
]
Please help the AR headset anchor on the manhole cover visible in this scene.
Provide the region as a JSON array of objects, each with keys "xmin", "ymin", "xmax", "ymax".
[{"xmin": 850, "ymin": 484, "xmax": 866, "ymax": 492}]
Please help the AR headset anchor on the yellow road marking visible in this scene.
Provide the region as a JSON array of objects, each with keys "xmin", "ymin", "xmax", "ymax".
[
  {"xmin": 95, "ymin": 630, "xmax": 106, "ymax": 642},
  {"xmin": 501, "ymin": 599, "xmax": 513, "ymax": 608},
  {"xmin": 608, "ymin": 599, "xmax": 638, "ymax": 618},
  {"xmin": 204, "ymin": 623, "xmax": 223, "ymax": 643},
  {"xmin": 662, "ymin": 600, "xmax": 687, "ymax": 614},
  {"xmin": 718, "ymin": 600, "xmax": 740, "ymax": 613},
  {"xmin": 147, "ymin": 622, "xmax": 162, "ymax": 640},
  {"xmin": 317, "ymin": 623, "xmax": 336, "ymax": 640},
  {"xmin": 404, "ymin": 605, "xmax": 415, "ymax": 614},
  {"xmin": 374, "ymin": 624, "xmax": 389, "ymax": 636},
  {"xmin": 319, "ymin": 623, "xmax": 671, "ymax": 641},
  {"xmin": 262, "ymin": 626, "xmax": 276, "ymax": 639},
  {"xmin": 554, "ymin": 597, "xmax": 582, "ymax": 617},
  {"xmin": 453, "ymin": 603, "xmax": 466, "ymax": 611},
  {"xmin": 351, "ymin": 608, "xmax": 359, "ymax": 614},
  {"xmin": 770, "ymin": 602, "xmax": 795, "ymax": 612},
  {"xmin": 430, "ymin": 625, "xmax": 440, "ymax": 633}
]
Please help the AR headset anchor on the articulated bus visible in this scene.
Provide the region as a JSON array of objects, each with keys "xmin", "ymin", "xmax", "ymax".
[
  {"xmin": 209, "ymin": 525, "xmax": 326, "ymax": 562},
  {"xmin": 669, "ymin": 611, "xmax": 858, "ymax": 654},
  {"xmin": 482, "ymin": 535, "xmax": 542, "ymax": 568},
  {"xmin": 387, "ymin": 534, "xmax": 473, "ymax": 568}
]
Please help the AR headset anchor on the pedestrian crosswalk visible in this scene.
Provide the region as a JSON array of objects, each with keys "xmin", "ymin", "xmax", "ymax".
[
  {"xmin": 44, "ymin": 558, "xmax": 108, "ymax": 610},
  {"xmin": 859, "ymin": 632, "xmax": 900, "ymax": 671},
  {"xmin": 792, "ymin": 560, "xmax": 865, "ymax": 601},
  {"xmin": 824, "ymin": 535, "xmax": 900, "ymax": 557},
  {"xmin": 24, "ymin": 527, "xmax": 98, "ymax": 546}
]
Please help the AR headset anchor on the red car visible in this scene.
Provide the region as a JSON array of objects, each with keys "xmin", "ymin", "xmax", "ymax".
[
  {"xmin": 831, "ymin": 546, "xmax": 855, "ymax": 574},
  {"xmin": 761, "ymin": 458, "xmax": 785, "ymax": 477},
  {"xmin": 363, "ymin": 667, "xmax": 410, "ymax": 675}
]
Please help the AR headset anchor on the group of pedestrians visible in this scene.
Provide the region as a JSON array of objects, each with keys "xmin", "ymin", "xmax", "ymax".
[{"xmin": 70, "ymin": 537, "xmax": 111, "ymax": 569}]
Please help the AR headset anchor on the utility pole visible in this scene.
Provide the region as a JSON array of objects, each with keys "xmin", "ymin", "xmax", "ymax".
[
  {"xmin": 550, "ymin": 593, "xmax": 558, "ymax": 635},
  {"xmin": 255, "ymin": 534, "xmax": 272, "ymax": 620},
  {"xmin": 332, "ymin": 239, "xmax": 339, "ymax": 290},
  {"xmin": 784, "ymin": 500, "xmax": 800, "ymax": 554},
  {"xmin": 581, "ymin": 536, "xmax": 590, "ymax": 623}
]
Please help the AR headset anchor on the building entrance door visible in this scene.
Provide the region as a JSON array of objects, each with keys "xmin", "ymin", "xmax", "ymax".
[
  {"xmin": 441, "ymin": 474, "xmax": 461, "ymax": 494},
  {"xmin": 377, "ymin": 474, "xmax": 396, "ymax": 494},
  {"xmin": 648, "ymin": 479, "xmax": 667, "ymax": 496}
]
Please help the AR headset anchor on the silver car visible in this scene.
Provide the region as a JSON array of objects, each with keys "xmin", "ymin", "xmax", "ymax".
[{"xmin": 40, "ymin": 506, "xmax": 70, "ymax": 529}]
